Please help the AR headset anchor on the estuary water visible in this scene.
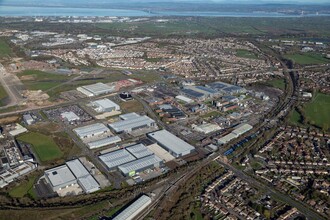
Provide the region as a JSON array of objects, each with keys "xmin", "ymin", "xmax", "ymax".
[{"xmin": 0, "ymin": 5, "xmax": 329, "ymax": 17}]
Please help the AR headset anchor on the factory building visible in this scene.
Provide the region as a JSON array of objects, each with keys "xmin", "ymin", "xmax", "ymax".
[
  {"xmin": 193, "ymin": 123, "xmax": 221, "ymax": 134},
  {"xmin": 91, "ymin": 98, "xmax": 120, "ymax": 113},
  {"xmin": 23, "ymin": 114, "xmax": 34, "ymax": 125},
  {"xmin": 147, "ymin": 130, "xmax": 195, "ymax": 158},
  {"xmin": 99, "ymin": 149, "xmax": 136, "ymax": 171},
  {"xmin": 217, "ymin": 123, "xmax": 253, "ymax": 145},
  {"xmin": 73, "ymin": 123, "xmax": 110, "ymax": 139},
  {"xmin": 175, "ymin": 95, "xmax": 194, "ymax": 104},
  {"xmin": 44, "ymin": 165, "xmax": 77, "ymax": 192},
  {"xmin": 207, "ymin": 81, "xmax": 246, "ymax": 95},
  {"xmin": 44, "ymin": 159, "xmax": 100, "ymax": 194},
  {"xmin": 126, "ymin": 143, "xmax": 154, "ymax": 159},
  {"xmin": 118, "ymin": 155, "xmax": 162, "ymax": 176},
  {"xmin": 181, "ymin": 85, "xmax": 219, "ymax": 100},
  {"xmin": 61, "ymin": 111, "xmax": 80, "ymax": 122},
  {"xmin": 109, "ymin": 113, "xmax": 156, "ymax": 133},
  {"xmin": 87, "ymin": 136, "xmax": 121, "ymax": 149},
  {"xmin": 77, "ymin": 82, "xmax": 115, "ymax": 97},
  {"xmin": 112, "ymin": 195, "xmax": 152, "ymax": 220}
]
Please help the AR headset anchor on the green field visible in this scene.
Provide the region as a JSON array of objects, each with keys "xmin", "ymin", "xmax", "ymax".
[
  {"xmin": 304, "ymin": 92, "xmax": 330, "ymax": 130},
  {"xmin": 284, "ymin": 53, "xmax": 330, "ymax": 65},
  {"xmin": 289, "ymin": 109, "xmax": 303, "ymax": 126},
  {"xmin": 236, "ymin": 49, "xmax": 259, "ymax": 59},
  {"xmin": 9, "ymin": 175, "xmax": 37, "ymax": 198},
  {"xmin": 17, "ymin": 70, "xmax": 73, "ymax": 91},
  {"xmin": 0, "ymin": 84, "xmax": 8, "ymax": 106},
  {"xmin": 267, "ymin": 78, "xmax": 286, "ymax": 90},
  {"xmin": 17, "ymin": 132, "xmax": 63, "ymax": 162},
  {"xmin": 0, "ymin": 38, "xmax": 12, "ymax": 57}
]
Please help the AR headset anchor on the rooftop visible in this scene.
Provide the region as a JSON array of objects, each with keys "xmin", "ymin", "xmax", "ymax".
[
  {"xmin": 147, "ymin": 130, "xmax": 195, "ymax": 157},
  {"xmin": 73, "ymin": 123, "xmax": 109, "ymax": 138},
  {"xmin": 126, "ymin": 143, "xmax": 154, "ymax": 159},
  {"xmin": 99, "ymin": 149, "xmax": 136, "ymax": 170},
  {"xmin": 109, "ymin": 113, "xmax": 155, "ymax": 133},
  {"xmin": 45, "ymin": 165, "xmax": 76, "ymax": 187},
  {"xmin": 118, "ymin": 155, "xmax": 162, "ymax": 174}
]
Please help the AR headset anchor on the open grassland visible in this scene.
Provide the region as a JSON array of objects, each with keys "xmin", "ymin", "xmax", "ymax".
[
  {"xmin": 289, "ymin": 109, "xmax": 303, "ymax": 126},
  {"xmin": 284, "ymin": 53, "xmax": 330, "ymax": 65},
  {"xmin": 304, "ymin": 93, "xmax": 330, "ymax": 130},
  {"xmin": 9, "ymin": 175, "xmax": 37, "ymax": 199},
  {"xmin": 17, "ymin": 70, "xmax": 73, "ymax": 91},
  {"xmin": 120, "ymin": 100, "xmax": 144, "ymax": 113},
  {"xmin": 0, "ymin": 84, "xmax": 8, "ymax": 106},
  {"xmin": 267, "ymin": 78, "xmax": 286, "ymax": 90},
  {"xmin": 236, "ymin": 49, "xmax": 259, "ymax": 59},
  {"xmin": 17, "ymin": 132, "xmax": 63, "ymax": 162},
  {"xmin": 0, "ymin": 38, "xmax": 12, "ymax": 57}
]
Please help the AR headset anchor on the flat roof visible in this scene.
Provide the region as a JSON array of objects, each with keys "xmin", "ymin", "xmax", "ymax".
[
  {"xmin": 45, "ymin": 165, "xmax": 76, "ymax": 187},
  {"xmin": 73, "ymin": 123, "xmax": 109, "ymax": 138},
  {"xmin": 113, "ymin": 195, "xmax": 152, "ymax": 220},
  {"xmin": 217, "ymin": 133, "xmax": 238, "ymax": 144},
  {"xmin": 81, "ymin": 82, "xmax": 114, "ymax": 95},
  {"xmin": 181, "ymin": 88, "xmax": 204, "ymax": 98},
  {"xmin": 147, "ymin": 130, "xmax": 195, "ymax": 157},
  {"xmin": 91, "ymin": 98, "xmax": 120, "ymax": 110},
  {"xmin": 66, "ymin": 159, "xmax": 89, "ymax": 179},
  {"xmin": 99, "ymin": 149, "xmax": 136, "ymax": 170},
  {"xmin": 118, "ymin": 155, "xmax": 162, "ymax": 175},
  {"xmin": 126, "ymin": 143, "xmax": 153, "ymax": 159},
  {"xmin": 61, "ymin": 111, "xmax": 80, "ymax": 121},
  {"xmin": 78, "ymin": 175, "xmax": 100, "ymax": 193},
  {"xmin": 232, "ymin": 123, "xmax": 253, "ymax": 135},
  {"xmin": 109, "ymin": 113, "xmax": 155, "ymax": 133},
  {"xmin": 87, "ymin": 136, "xmax": 121, "ymax": 149}
]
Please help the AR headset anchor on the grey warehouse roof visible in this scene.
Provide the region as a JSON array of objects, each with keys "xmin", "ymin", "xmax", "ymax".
[
  {"xmin": 113, "ymin": 195, "xmax": 152, "ymax": 220},
  {"xmin": 45, "ymin": 165, "xmax": 76, "ymax": 188},
  {"xmin": 148, "ymin": 130, "xmax": 195, "ymax": 157},
  {"xmin": 66, "ymin": 159, "xmax": 89, "ymax": 178},
  {"xmin": 109, "ymin": 113, "xmax": 155, "ymax": 133},
  {"xmin": 77, "ymin": 175, "xmax": 100, "ymax": 193},
  {"xmin": 87, "ymin": 136, "xmax": 122, "ymax": 149},
  {"xmin": 126, "ymin": 143, "xmax": 153, "ymax": 158},
  {"xmin": 118, "ymin": 155, "xmax": 162, "ymax": 175},
  {"xmin": 99, "ymin": 149, "xmax": 136, "ymax": 170},
  {"xmin": 81, "ymin": 83, "xmax": 114, "ymax": 95},
  {"xmin": 91, "ymin": 98, "xmax": 120, "ymax": 110},
  {"xmin": 73, "ymin": 123, "xmax": 109, "ymax": 138}
]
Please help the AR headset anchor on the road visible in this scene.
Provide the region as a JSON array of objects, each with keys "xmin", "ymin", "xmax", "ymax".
[
  {"xmin": 0, "ymin": 63, "xmax": 20, "ymax": 108},
  {"xmin": 215, "ymin": 158, "xmax": 326, "ymax": 220}
]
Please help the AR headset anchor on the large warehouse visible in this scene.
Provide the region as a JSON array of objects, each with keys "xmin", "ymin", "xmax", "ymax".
[
  {"xmin": 118, "ymin": 155, "xmax": 162, "ymax": 176},
  {"xmin": 147, "ymin": 130, "xmax": 195, "ymax": 158},
  {"xmin": 112, "ymin": 195, "xmax": 152, "ymax": 220},
  {"xmin": 99, "ymin": 149, "xmax": 136, "ymax": 171},
  {"xmin": 73, "ymin": 123, "xmax": 110, "ymax": 139},
  {"xmin": 77, "ymin": 82, "xmax": 115, "ymax": 97},
  {"xmin": 109, "ymin": 113, "xmax": 156, "ymax": 133},
  {"xmin": 98, "ymin": 143, "xmax": 163, "ymax": 176},
  {"xmin": 90, "ymin": 98, "xmax": 120, "ymax": 113},
  {"xmin": 87, "ymin": 136, "xmax": 122, "ymax": 149},
  {"xmin": 207, "ymin": 81, "xmax": 246, "ymax": 95},
  {"xmin": 44, "ymin": 159, "xmax": 100, "ymax": 194}
]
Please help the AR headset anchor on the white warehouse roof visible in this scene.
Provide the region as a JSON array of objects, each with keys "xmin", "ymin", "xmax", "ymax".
[
  {"xmin": 232, "ymin": 123, "xmax": 253, "ymax": 136},
  {"xmin": 45, "ymin": 165, "xmax": 76, "ymax": 188},
  {"xmin": 77, "ymin": 82, "xmax": 114, "ymax": 97},
  {"xmin": 217, "ymin": 133, "xmax": 238, "ymax": 145},
  {"xmin": 113, "ymin": 195, "xmax": 152, "ymax": 220},
  {"xmin": 87, "ymin": 136, "xmax": 122, "ymax": 149},
  {"xmin": 61, "ymin": 111, "xmax": 80, "ymax": 122},
  {"xmin": 73, "ymin": 123, "xmax": 109, "ymax": 139},
  {"xmin": 118, "ymin": 155, "xmax": 162, "ymax": 175},
  {"xmin": 147, "ymin": 130, "xmax": 195, "ymax": 158},
  {"xmin": 91, "ymin": 98, "xmax": 120, "ymax": 112},
  {"xmin": 66, "ymin": 159, "xmax": 89, "ymax": 178},
  {"xmin": 109, "ymin": 113, "xmax": 155, "ymax": 133},
  {"xmin": 126, "ymin": 143, "xmax": 153, "ymax": 158},
  {"xmin": 99, "ymin": 149, "xmax": 136, "ymax": 170}
]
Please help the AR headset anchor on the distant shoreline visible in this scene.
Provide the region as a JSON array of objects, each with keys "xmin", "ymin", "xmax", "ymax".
[{"xmin": 1, "ymin": 5, "xmax": 330, "ymax": 17}]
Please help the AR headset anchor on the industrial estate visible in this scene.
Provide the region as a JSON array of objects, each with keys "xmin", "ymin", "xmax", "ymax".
[{"xmin": 0, "ymin": 2, "xmax": 330, "ymax": 220}]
